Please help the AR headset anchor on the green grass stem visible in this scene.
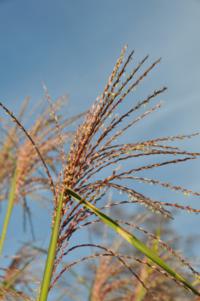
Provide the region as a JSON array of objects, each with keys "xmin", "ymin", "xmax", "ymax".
[{"xmin": 37, "ymin": 192, "xmax": 64, "ymax": 301}]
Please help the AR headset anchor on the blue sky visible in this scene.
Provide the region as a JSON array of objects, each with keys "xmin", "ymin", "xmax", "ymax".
[
  {"xmin": 0, "ymin": 0, "xmax": 200, "ymax": 118},
  {"xmin": 0, "ymin": 0, "xmax": 200, "ymax": 298}
]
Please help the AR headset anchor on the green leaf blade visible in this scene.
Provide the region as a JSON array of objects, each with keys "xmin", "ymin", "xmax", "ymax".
[{"xmin": 66, "ymin": 188, "xmax": 200, "ymax": 296}]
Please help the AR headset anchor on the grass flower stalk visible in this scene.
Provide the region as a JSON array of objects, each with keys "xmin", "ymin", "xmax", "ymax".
[{"xmin": 1, "ymin": 46, "xmax": 200, "ymax": 300}]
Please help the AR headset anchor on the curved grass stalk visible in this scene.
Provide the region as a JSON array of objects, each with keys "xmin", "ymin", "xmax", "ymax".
[
  {"xmin": 66, "ymin": 188, "xmax": 200, "ymax": 296},
  {"xmin": 37, "ymin": 192, "xmax": 64, "ymax": 301},
  {"xmin": 0, "ymin": 168, "xmax": 17, "ymax": 256}
]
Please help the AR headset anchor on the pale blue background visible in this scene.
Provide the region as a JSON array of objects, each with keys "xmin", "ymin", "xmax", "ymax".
[{"xmin": 0, "ymin": 0, "xmax": 200, "ymax": 299}]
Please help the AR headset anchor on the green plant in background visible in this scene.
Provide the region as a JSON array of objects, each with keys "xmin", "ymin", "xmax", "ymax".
[
  {"xmin": 0, "ymin": 98, "xmax": 84, "ymax": 255},
  {"xmin": 0, "ymin": 168, "xmax": 17, "ymax": 255},
  {"xmin": 0, "ymin": 46, "xmax": 200, "ymax": 300}
]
